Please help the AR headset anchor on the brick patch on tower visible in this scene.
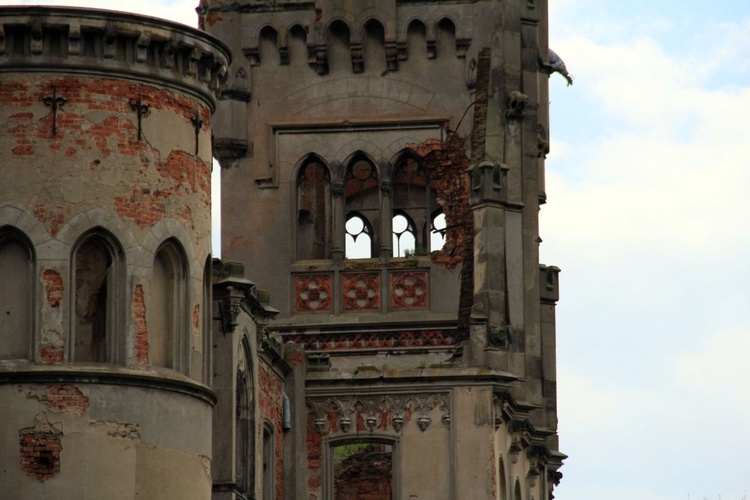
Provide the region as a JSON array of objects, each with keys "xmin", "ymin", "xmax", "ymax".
[
  {"xmin": 19, "ymin": 413, "xmax": 63, "ymax": 482},
  {"xmin": 24, "ymin": 385, "xmax": 90, "ymax": 417},
  {"xmin": 132, "ymin": 284, "xmax": 149, "ymax": 365},
  {"xmin": 42, "ymin": 269, "xmax": 63, "ymax": 308}
]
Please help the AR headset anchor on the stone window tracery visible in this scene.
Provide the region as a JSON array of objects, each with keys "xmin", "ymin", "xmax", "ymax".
[{"xmin": 344, "ymin": 158, "xmax": 379, "ymax": 258}]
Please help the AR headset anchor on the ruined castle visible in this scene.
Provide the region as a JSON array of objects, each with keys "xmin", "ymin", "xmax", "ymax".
[{"xmin": 0, "ymin": 1, "xmax": 564, "ymax": 499}]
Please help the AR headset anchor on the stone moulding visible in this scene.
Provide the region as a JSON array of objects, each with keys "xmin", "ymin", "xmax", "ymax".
[
  {"xmin": 0, "ymin": 6, "xmax": 231, "ymax": 110},
  {"xmin": 0, "ymin": 366, "xmax": 217, "ymax": 406}
]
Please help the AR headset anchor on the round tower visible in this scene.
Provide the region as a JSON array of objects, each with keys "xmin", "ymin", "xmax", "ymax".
[{"xmin": 0, "ymin": 7, "xmax": 228, "ymax": 498}]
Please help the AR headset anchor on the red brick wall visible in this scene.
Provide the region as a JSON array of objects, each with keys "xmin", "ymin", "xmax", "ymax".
[
  {"xmin": 1, "ymin": 76, "xmax": 211, "ymax": 237},
  {"xmin": 258, "ymin": 362, "xmax": 285, "ymax": 500}
]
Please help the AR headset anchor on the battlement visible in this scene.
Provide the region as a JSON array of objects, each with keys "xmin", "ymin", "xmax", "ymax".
[{"xmin": 0, "ymin": 6, "xmax": 230, "ymax": 109}]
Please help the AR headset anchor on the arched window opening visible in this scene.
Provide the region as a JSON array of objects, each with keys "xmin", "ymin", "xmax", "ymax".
[
  {"xmin": 259, "ymin": 26, "xmax": 279, "ymax": 66},
  {"xmin": 236, "ymin": 346, "xmax": 254, "ymax": 497},
  {"xmin": 330, "ymin": 439, "xmax": 395, "ymax": 500},
  {"xmin": 498, "ymin": 456, "xmax": 507, "ymax": 500},
  {"xmin": 262, "ymin": 422, "xmax": 275, "ymax": 500},
  {"xmin": 152, "ymin": 240, "xmax": 187, "ymax": 371},
  {"xmin": 514, "ymin": 479, "xmax": 523, "ymax": 500},
  {"xmin": 406, "ymin": 20, "xmax": 427, "ymax": 59},
  {"xmin": 344, "ymin": 158, "xmax": 379, "ymax": 258},
  {"xmin": 392, "ymin": 213, "xmax": 416, "ymax": 257},
  {"xmin": 392, "ymin": 155, "xmax": 438, "ymax": 253},
  {"xmin": 289, "ymin": 24, "xmax": 308, "ymax": 65},
  {"xmin": 345, "ymin": 213, "xmax": 372, "ymax": 259},
  {"xmin": 327, "ymin": 20, "xmax": 351, "ymax": 75},
  {"xmin": 363, "ymin": 19, "xmax": 386, "ymax": 74},
  {"xmin": 297, "ymin": 159, "xmax": 332, "ymax": 260},
  {"xmin": 430, "ymin": 210, "xmax": 446, "ymax": 252},
  {"xmin": 202, "ymin": 256, "xmax": 212, "ymax": 384},
  {"xmin": 436, "ymin": 18, "xmax": 457, "ymax": 58},
  {"xmin": 0, "ymin": 227, "xmax": 33, "ymax": 360},
  {"xmin": 72, "ymin": 230, "xmax": 123, "ymax": 363}
]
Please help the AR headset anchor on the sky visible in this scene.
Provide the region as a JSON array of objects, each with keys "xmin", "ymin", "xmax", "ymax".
[{"xmin": 2, "ymin": 1, "xmax": 749, "ymax": 499}]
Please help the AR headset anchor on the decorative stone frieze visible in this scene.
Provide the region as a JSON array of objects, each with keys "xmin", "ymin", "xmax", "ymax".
[
  {"xmin": 0, "ymin": 6, "xmax": 230, "ymax": 110},
  {"xmin": 294, "ymin": 274, "xmax": 333, "ymax": 312},
  {"xmin": 390, "ymin": 271, "xmax": 428, "ymax": 309},
  {"xmin": 342, "ymin": 272, "xmax": 380, "ymax": 311}
]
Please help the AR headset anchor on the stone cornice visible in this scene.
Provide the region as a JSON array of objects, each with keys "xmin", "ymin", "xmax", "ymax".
[
  {"xmin": 0, "ymin": 6, "xmax": 230, "ymax": 110},
  {"xmin": 0, "ymin": 364, "xmax": 217, "ymax": 406}
]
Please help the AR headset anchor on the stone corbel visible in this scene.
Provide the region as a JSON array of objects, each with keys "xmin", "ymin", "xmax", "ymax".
[
  {"xmin": 456, "ymin": 38, "xmax": 471, "ymax": 58},
  {"xmin": 136, "ymin": 33, "xmax": 150, "ymax": 63},
  {"xmin": 314, "ymin": 44, "xmax": 327, "ymax": 75},
  {"xmin": 214, "ymin": 262, "xmax": 256, "ymax": 333},
  {"xmin": 427, "ymin": 38, "xmax": 437, "ymax": 59},
  {"xmin": 0, "ymin": 26, "xmax": 6, "ymax": 56},
  {"xmin": 30, "ymin": 19, "xmax": 43, "ymax": 55},
  {"xmin": 396, "ymin": 41, "xmax": 407, "ymax": 61},
  {"xmin": 68, "ymin": 25, "xmax": 81, "ymax": 56},
  {"xmin": 385, "ymin": 41, "xmax": 398, "ymax": 71},
  {"xmin": 187, "ymin": 47, "xmax": 201, "ymax": 76},
  {"xmin": 351, "ymin": 42, "xmax": 364, "ymax": 73},
  {"xmin": 279, "ymin": 45, "xmax": 289, "ymax": 65},
  {"xmin": 103, "ymin": 27, "xmax": 116, "ymax": 59}
]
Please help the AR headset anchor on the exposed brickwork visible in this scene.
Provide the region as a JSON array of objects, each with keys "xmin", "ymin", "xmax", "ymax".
[
  {"xmin": 334, "ymin": 446, "xmax": 392, "ymax": 500},
  {"xmin": 39, "ymin": 346, "xmax": 64, "ymax": 363},
  {"xmin": 132, "ymin": 284, "xmax": 149, "ymax": 365},
  {"xmin": 42, "ymin": 270, "xmax": 63, "ymax": 307},
  {"xmin": 1, "ymin": 75, "xmax": 211, "ymax": 236},
  {"xmin": 259, "ymin": 362, "xmax": 284, "ymax": 500},
  {"xmin": 19, "ymin": 413, "xmax": 63, "ymax": 482},
  {"xmin": 89, "ymin": 420, "xmax": 141, "ymax": 441},
  {"xmin": 24, "ymin": 385, "xmax": 90, "ymax": 416}
]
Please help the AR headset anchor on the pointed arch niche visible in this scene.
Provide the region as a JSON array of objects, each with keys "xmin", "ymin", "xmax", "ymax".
[
  {"xmin": 151, "ymin": 238, "xmax": 189, "ymax": 373},
  {"xmin": 71, "ymin": 228, "xmax": 125, "ymax": 363},
  {"xmin": 0, "ymin": 226, "xmax": 34, "ymax": 360}
]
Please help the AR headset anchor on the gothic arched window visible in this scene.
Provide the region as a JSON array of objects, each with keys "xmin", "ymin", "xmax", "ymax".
[
  {"xmin": 0, "ymin": 227, "xmax": 34, "ymax": 360},
  {"xmin": 392, "ymin": 154, "xmax": 438, "ymax": 254},
  {"xmin": 71, "ymin": 229, "xmax": 124, "ymax": 363},
  {"xmin": 297, "ymin": 159, "xmax": 332, "ymax": 260},
  {"xmin": 344, "ymin": 158, "xmax": 379, "ymax": 258},
  {"xmin": 152, "ymin": 239, "xmax": 188, "ymax": 372}
]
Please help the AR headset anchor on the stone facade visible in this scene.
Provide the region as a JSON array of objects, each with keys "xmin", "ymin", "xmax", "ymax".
[
  {"xmin": 0, "ymin": 1, "xmax": 564, "ymax": 499},
  {"xmin": 202, "ymin": 0, "xmax": 565, "ymax": 499}
]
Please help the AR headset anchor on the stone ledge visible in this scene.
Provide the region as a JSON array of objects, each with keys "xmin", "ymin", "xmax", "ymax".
[{"xmin": 0, "ymin": 364, "xmax": 216, "ymax": 405}]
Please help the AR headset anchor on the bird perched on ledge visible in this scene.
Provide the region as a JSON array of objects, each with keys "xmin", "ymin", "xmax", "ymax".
[{"xmin": 547, "ymin": 49, "xmax": 574, "ymax": 86}]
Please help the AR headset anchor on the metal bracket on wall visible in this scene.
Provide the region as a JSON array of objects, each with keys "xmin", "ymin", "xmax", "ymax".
[
  {"xmin": 129, "ymin": 96, "xmax": 150, "ymax": 141},
  {"xmin": 43, "ymin": 87, "xmax": 67, "ymax": 136},
  {"xmin": 191, "ymin": 110, "xmax": 204, "ymax": 155}
]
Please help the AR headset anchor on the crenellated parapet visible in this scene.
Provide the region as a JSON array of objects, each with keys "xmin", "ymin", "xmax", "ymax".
[
  {"xmin": 0, "ymin": 6, "xmax": 230, "ymax": 110},
  {"xmin": 198, "ymin": 0, "xmax": 472, "ymax": 75}
]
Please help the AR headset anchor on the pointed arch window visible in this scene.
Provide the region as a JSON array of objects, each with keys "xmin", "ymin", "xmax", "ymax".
[
  {"xmin": 392, "ymin": 155, "xmax": 439, "ymax": 255},
  {"xmin": 236, "ymin": 337, "xmax": 254, "ymax": 497},
  {"xmin": 71, "ymin": 229, "xmax": 124, "ymax": 363},
  {"xmin": 297, "ymin": 159, "xmax": 332, "ymax": 260},
  {"xmin": 344, "ymin": 158, "xmax": 379, "ymax": 258},
  {"xmin": 392, "ymin": 212, "xmax": 416, "ymax": 257},
  {"xmin": 0, "ymin": 227, "xmax": 34, "ymax": 360},
  {"xmin": 152, "ymin": 239, "xmax": 188, "ymax": 372},
  {"xmin": 345, "ymin": 213, "xmax": 372, "ymax": 259},
  {"xmin": 430, "ymin": 210, "xmax": 446, "ymax": 252}
]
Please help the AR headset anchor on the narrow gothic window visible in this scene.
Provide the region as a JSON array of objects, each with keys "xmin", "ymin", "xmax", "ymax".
[
  {"xmin": 430, "ymin": 210, "xmax": 446, "ymax": 252},
  {"xmin": 72, "ymin": 230, "xmax": 123, "ymax": 363},
  {"xmin": 344, "ymin": 158, "xmax": 379, "ymax": 258},
  {"xmin": 0, "ymin": 227, "xmax": 33, "ymax": 360},
  {"xmin": 345, "ymin": 213, "xmax": 372, "ymax": 259},
  {"xmin": 152, "ymin": 239, "xmax": 187, "ymax": 371},
  {"xmin": 236, "ymin": 344, "xmax": 253, "ymax": 496},
  {"xmin": 297, "ymin": 160, "xmax": 332, "ymax": 260},
  {"xmin": 262, "ymin": 423, "xmax": 275, "ymax": 500},
  {"xmin": 392, "ymin": 212, "xmax": 416, "ymax": 257},
  {"xmin": 392, "ymin": 155, "xmax": 438, "ymax": 253}
]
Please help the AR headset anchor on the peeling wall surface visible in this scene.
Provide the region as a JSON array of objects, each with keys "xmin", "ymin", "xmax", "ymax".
[
  {"xmin": 0, "ymin": 7, "xmax": 228, "ymax": 499},
  {"xmin": 203, "ymin": 0, "xmax": 564, "ymax": 499}
]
